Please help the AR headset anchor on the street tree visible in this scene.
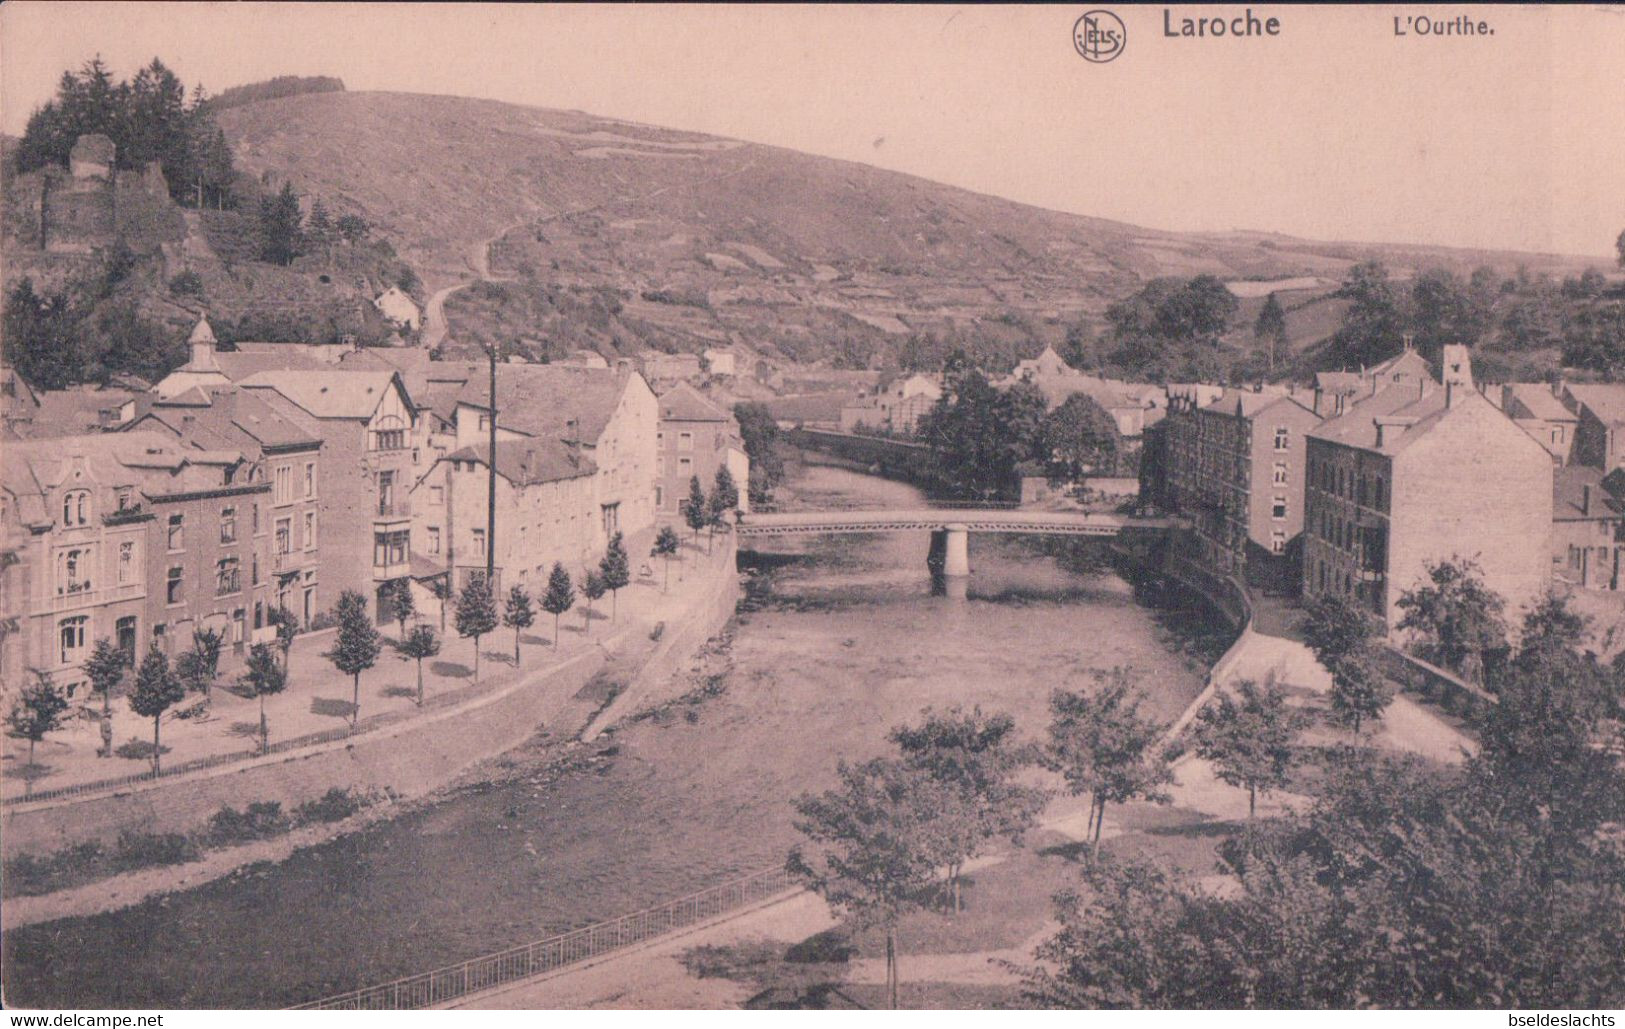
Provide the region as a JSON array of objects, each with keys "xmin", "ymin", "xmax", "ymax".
[
  {"xmin": 1327, "ymin": 645, "xmax": 1393, "ymax": 734},
  {"xmin": 711, "ymin": 464, "xmax": 740, "ymax": 515},
  {"xmin": 788, "ymin": 757, "xmax": 943, "ymax": 1009},
  {"xmin": 175, "ymin": 626, "xmax": 223, "ymax": 700},
  {"xmin": 430, "ymin": 577, "xmax": 451, "ymax": 631},
  {"xmin": 652, "ymin": 526, "xmax": 681, "ymax": 592},
  {"xmin": 503, "ymin": 584, "xmax": 535, "ymax": 664},
  {"xmin": 1395, "ymin": 556, "xmax": 1507, "ymax": 683},
  {"xmin": 396, "ymin": 624, "xmax": 441, "ymax": 707},
  {"xmin": 325, "ymin": 589, "xmax": 381, "ymax": 728},
  {"xmin": 389, "ymin": 578, "xmax": 416, "ymax": 639},
  {"xmin": 1300, "ymin": 592, "xmax": 1393, "ymax": 733},
  {"xmin": 1192, "ymin": 677, "xmax": 1303, "ymax": 819},
  {"xmin": 540, "ymin": 563, "xmax": 575, "ymax": 646},
  {"xmin": 83, "ymin": 637, "xmax": 126, "ymax": 758},
  {"xmin": 128, "ymin": 646, "xmax": 185, "ymax": 773},
  {"xmin": 889, "ymin": 706, "xmax": 1045, "ymax": 911},
  {"xmin": 6, "ymin": 669, "xmax": 70, "ymax": 791},
  {"xmin": 581, "ymin": 570, "xmax": 607, "ymax": 635},
  {"xmin": 455, "ymin": 573, "xmax": 499, "ymax": 682},
  {"xmin": 1047, "ymin": 670, "xmax": 1175, "ymax": 859},
  {"xmin": 268, "ymin": 605, "xmax": 298, "ymax": 677},
  {"xmin": 599, "ymin": 533, "xmax": 631, "ymax": 620},
  {"xmin": 239, "ymin": 642, "xmax": 286, "ymax": 753},
  {"xmin": 682, "ymin": 476, "xmax": 710, "ymax": 549},
  {"xmin": 1042, "ymin": 392, "xmax": 1120, "ymax": 480}
]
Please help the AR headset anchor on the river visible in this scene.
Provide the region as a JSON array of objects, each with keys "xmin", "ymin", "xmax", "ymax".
[{"xmin": 2, "ymin": 464, "xmax": 1214, "ymax": 1008}]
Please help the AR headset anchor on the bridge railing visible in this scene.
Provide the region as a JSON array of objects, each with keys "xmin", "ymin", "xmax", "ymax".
[{"xmin": 291, "ymin": 865, "xmax": 798, "ymax": 1010}]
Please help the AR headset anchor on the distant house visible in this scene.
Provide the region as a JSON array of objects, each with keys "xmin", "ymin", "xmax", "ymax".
[
  {"xmin": 558, "ymin": 349, "xmax": 610, "ymax": 370},
  {"xmin": 639, "ymin": 351, "xmax": 702, "ymax": 387},
  {"xmin": 1501, "ymin": 382, "xmax": 1579, "ymax": 464},
  {"xmin": 69, "ymin": 134, "xmax": 115, "ymax": 180},
  {"xmin": 656, "ymin": 382, "xmax": 750, "ymax": 518},
  {"xmin": 1561, "ymin": 383, "xmax": 1625, "ymax": 473},
  {"xmin": 373, "ymin": 286, "xmax": 421, "ymax": 331},
  {"xmin": 1552, "ymin": 465, "xmax": 1623, "ymax": 590}
]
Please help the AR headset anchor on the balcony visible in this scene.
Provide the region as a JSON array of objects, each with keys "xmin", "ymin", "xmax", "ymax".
[
  {"xmin": 374, "ymin": 498, "xmax": 412, "ymax": 524},
  {"xmin": 43, "ymin": 581, "xmax": 143, "ymax": 615},
  {"xmin": 272, "ymin": 549, "xmax": 297, "ymax": 573},
  {"xmin": 372, "ymin": 559, "xmax": 412, "ymax": 582}
]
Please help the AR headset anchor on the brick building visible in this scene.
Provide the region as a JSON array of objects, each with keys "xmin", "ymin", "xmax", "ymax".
[
  {"xmin": 655, "ymin": 383, "xmax": 750, "ymax": 519},
  {"xmin": 1302, "ymin": 351, "xmax": 1552, "ymax": 629}
]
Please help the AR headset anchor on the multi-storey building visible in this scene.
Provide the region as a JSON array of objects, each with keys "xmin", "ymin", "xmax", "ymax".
[
  {"xmin": 1501, "ymin": 382, "xmax": 1579, "ymax": 464},
  {"xmin": 1302, "ymin": 349, "xmax": 1552, "ymax": 629},
  {"xmin": 0, "ymin": 432, "xmax": 269, "ymax": 698},
  {"xmin": 236, "ymin": 369, "xmax": 419, "ymax": 624},
  {"xmin": 1551, "ymin": 465, "xmax": 1623, "ymax": 591},
  {"xmin": 655, "ymin": 383, "xmax": 750, "ymax": 518},
  {"xmin": 415, "ymin": 364, "xmax": 658, "ymax": 594},
  {"xmin": 125, "ymin": 386, "xmax": 326, "ymax": 630},
  {"xmin": 1561, "ymin": 383, "xmax": 1625, "ymax": 473}
]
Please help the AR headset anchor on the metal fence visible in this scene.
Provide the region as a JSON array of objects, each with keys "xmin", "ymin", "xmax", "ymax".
[{"xmin": 292, "ymin": 865, "xmax": 800, "ymax": 1010}]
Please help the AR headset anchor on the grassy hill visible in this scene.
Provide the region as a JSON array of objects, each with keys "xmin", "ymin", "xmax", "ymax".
[{"xmin": 216, "ymin": 91, "xmax": 1601, "ymax": 371}]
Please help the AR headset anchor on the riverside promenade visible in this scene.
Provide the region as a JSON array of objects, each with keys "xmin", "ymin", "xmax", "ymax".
[{"xmin": 1, "ymin": 531, "xmax": 739, "ymax": 856}]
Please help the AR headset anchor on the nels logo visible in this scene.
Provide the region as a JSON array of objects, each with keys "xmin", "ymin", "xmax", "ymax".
[{"xmin": 1074, "ymin": 9, "xmax": 1126, "ymax": 63}]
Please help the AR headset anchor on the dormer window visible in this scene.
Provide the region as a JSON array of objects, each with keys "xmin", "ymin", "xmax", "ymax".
[{"xmin": 62, "ymin": 489, "xmax": 90, "ymax": 526}]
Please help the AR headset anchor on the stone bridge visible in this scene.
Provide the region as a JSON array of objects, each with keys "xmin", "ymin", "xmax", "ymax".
[{"xmin": 734, "ymin": 508, "xmax": 1179, "ymax": 576}]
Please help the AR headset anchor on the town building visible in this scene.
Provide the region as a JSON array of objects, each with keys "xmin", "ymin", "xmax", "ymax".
[
  {"xmin": 1561, "ymin": 383, "xmax": 1625, "ymax": 473},
  {"xmin": 655, "ymin": 383, "xmax": 750, "ymax": 519},
  {"xmin": 1551, "ymin": 466, "xmax": 1623, "ymax": 591},
  {"xmin": 702, "ymin": 348, "xmax": 737, "ymax": 377},
  {"xmin": 0, "ymin": 432, "xmax": 270, "ymax": 698},
  {"xmin": 1302, "ymin": 349, "xmax": 1552, "ymax": 629},
  {"xmin": 373, "ymin": 286, "xmax": 421, "ymax": 331},
  {"xmin": 638, "ymin": 351, "xmax": 703, "ymax": 388},
  {"xmin": 839, "ymin": 373, "xmax": 943, "ymax": 437},
  {"xmin": 415, "ymin": 364, "xmax": 657, "ymax": 594},
  {"xmin": 234, "ymin": 368, "xmax": 419, "ymax": 624},
  {"xmin": 1502, "ymin": 382, "xmax": 1579, "ymax": 464},
  {"xmin": 1311, "ymin": 346, "xmax": 1437, "ymax": 417},
  {"xmin": 124, "ymin": 386, "xmax": 326, "ymax": 629}
]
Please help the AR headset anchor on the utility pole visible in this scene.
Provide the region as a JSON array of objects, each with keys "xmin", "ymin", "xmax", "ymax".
[{"xmin": 487, "ymin": 344, "xmax": 498, "ymax": 583}]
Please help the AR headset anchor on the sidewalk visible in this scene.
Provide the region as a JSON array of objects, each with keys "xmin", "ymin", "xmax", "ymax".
[{"xmin": 3, "ymin": 533, "xmax": 734, "ymax": 803}]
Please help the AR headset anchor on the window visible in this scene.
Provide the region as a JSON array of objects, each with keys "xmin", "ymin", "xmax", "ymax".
[
  {"xmin": 252, "ymin": 503, "xmax": 261, "ymax": 534},
  {"xmin": 167, "ymin": 514, "xmax": 184, "ymax": 551},
  {"xmin": 1273, "ymin": 427, "xmax": 1289, "ymax": 451},
  {"xmin": 59, "ymin": 616, "xmax": 88, "ymax": 664},
  {"xmin": 304, "ymin": 462, "xmax": 316, "ymax": 498},
  {"xmin": 655, "ymin": 485, "xmax": 664, "ymax": 509},
  {"xmin": 274, "ymin": 465, "xmax": 293, "ymax": 503},
  {"xmin": 1272, "ymin": 462, "xmax": 1288, "ymax": 485},
  {"xmin": 118, "ymin": 541, "xmax": 134, "ymax": 584},
  {"xmin": 252, "ymin": 553, "xmax": 260, "ymax": 586},
  {"xmin": 373, "ymin": 530, "xmax": 409, "ymax": 568},
  {"xmin": 254, "ymin": 602, "xmax": 265, "ymax": 630},
  {"xmin": 304, "ymin": 511, "xmax": 317, "ymax": 550},
  {"xmin": 429, "ymin": 486, "xmax": 444, "ymax": 506},
  {"xmin": 220, "ymin": 506, "xmax": 237, "ymax": 544},
  {"xmin": 471, "ymin": 528, "xmax": 486, "ymax": 558},
  {"xmin": 167, "ymin": 566, "xmax": 183, "ymax": 604},
  {"xmin": 275, "ymin": 518, "xmax": 292, "ymax": 557},
  {"xmin": 428, "ymin": 526, "xmax": 441, "ymax": 555},
  {"xmin": 1272, "ymin": 497, "xmax": 1288, "ymax": 520},
  {"xmin": 116, "ymin": 489, "xmax": 133, "ymax": 512},
  {"xmin": 1271, "ymin": 530, "xmax": 1287, "ymax": 555},
  {"xmin": 678, "ymin": 431, "xmax": 694, "ymax": 452},
  {"xmin": 62, "ymin": 489, "xmax": 90, "ymax": 526},
  {"xmin": 377, "ymin": 471, "xmax": 396, "ymax": 515},
  {"xmin": 58, "ymin": 547, "xmax": 92, "ymax": 595},
  {"xmin": 216, "ymin": 557, "xmax": 241, "ymax": 596}
]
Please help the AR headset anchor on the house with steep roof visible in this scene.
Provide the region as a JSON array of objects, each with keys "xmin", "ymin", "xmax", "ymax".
[
  {"xmin": 373, "ymin": 286, "xmax": 421, "ymax": 330},
  {"xmin": 1551, "ymin": 465, "xmax": 1622, "ymax": 591},
  {"xmin": 656, "ymin": 382, "xmax": 750, "ymax": 519},
  {"xmin": 237, "ymin": 369, "xmax": 418, "ymax": 622},
  {"xmin": 1501, "ymin": 382, "xmax": 1579, "ymax": 464},
  {"xmin": 1561, "ymin": 383, "xmax": 1625, "ymax": 473},
  {"xmin": 416, "ymin": 363, "xmax": 658, "ymax": 594},
  {"xmin": 1302, "ymin": 349, "xmax": 1552, "ymax": 630}
]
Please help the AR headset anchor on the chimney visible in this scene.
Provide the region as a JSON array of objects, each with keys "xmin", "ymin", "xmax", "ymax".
[
  {"xmin": 1446, "ymin": 381, "xmax": 1456, "ymax": 408},
  {"xmin": 1583, "ymin": 483, "xmax": 1592, "ymax": 517}
]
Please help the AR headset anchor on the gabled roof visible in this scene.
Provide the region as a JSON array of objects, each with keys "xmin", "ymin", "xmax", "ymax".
[
  {"xmin": 134, "ymin": 387, "xmax": 322, "ymax": 454},
  {"xmin": 240, "ymin": 370, "xmax": 412, "ymax": 421},
  {"xmin": 454, "ymin": 364, "xmax": 633, "ymax": 444},
  {"xmin": 436, "ymin": 440, "xmax": 596, "ymax": 487},
  {"xmin": 1563, "ymin": 384, "xmax": 1625, "ymax": 429},
  {"xmin": 1, "ymin": 431, "xmax": 240, "ymax": 525},
  {"xmin": 658, "ymin": 382, "xmax": 729, "ymax": 423},
  {"xmin": 1554, "ymin": 465, "xmax": 1620, "ymax": 521},
  {"xmin": 1503, "ymin": 383, "xmax": 1575, "ymax": 423},
  {"xmin": 1310, "ymin": 382, "xmax": 1441, "ymax": 450},
  {"xmin": 24, "ymin": 388, "xmax": 138, "ymax": 438},
  {"xmin": 1200, "ymin": 388, "xmax": 1317, "ymax": 422}
]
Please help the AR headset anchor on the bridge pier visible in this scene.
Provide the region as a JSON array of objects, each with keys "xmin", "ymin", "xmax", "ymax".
[{"xmin": 941, "ymin": 524, "xmax": 969, "ymax": 578}]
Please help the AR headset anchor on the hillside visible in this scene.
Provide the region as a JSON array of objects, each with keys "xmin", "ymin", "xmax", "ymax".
[{"xmin": 215, "ymin": 91, "xmax": 1601, "ymax": 370}]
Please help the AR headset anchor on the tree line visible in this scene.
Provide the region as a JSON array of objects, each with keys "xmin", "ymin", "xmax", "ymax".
[{"xmin": 15, "ymin": 56, "xmax": 236, "ymax": 209}]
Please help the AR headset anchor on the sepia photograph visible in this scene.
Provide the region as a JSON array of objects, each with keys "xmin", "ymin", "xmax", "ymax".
[{"xmin": 0, "ymin": 2, "xmax": 1622, "ymax": 1017}]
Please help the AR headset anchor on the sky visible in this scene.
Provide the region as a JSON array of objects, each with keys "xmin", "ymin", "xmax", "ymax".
[{"xmin": 3, "ymin": 3, "xmax": 1623, "ymax": 258}]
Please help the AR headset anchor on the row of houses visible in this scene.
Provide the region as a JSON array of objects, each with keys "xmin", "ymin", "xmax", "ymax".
[
  {"xmin": 0, "ymin": 318, "xmax": 747, "ymax": 698},
  {"xmin": 1141, "ymin": 342, "xmax": 1625, "ymax": 632}
]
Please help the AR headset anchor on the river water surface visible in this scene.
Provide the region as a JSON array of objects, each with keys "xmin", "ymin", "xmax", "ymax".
[{"xmin": 3, "ymin": 464, "xmax": 1213, "ymax": 1008}]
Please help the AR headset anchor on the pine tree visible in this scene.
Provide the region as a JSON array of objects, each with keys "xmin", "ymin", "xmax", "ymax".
[
  {"xmin": 599, "ymin": 533, "xmax": 631, "ymax": 621},
  {"xmin": 652, "ymin": 527, "xmax": 681, "ymax": 592},
  {"xmin": 240, "ymin": 642, "xmax": 286, "ymax": 753},
  {"xmin": 396, "ymin": 624, "xmax": 441, "ymax": 707},
  {"xmin": 82, "ymin": 637, "xmax": 126, "ymax": 758},
  {"xmin": 128, "ymin": 646, "xmax": 185, "ymax": 773},
  {"xmin": 1254, "ymin": 292, "xmax": 1289, "ymax": 376},
  {"xmin": 455, "ymin": 574, "xmax": 500, "ymax": 682},
  {"xmin": 307, "ymin": 198, "xmax": 334, "ymax": 265},
  {"xmin": 504, "ymin": 584, "xmax": 536, "ymax": 665},
  {"xmin": 6, "ymin": 670, "xmax": 70, "ymax": 793},
  {"xmin": 541, "ymin": 563, "xmax": 575, "ymax": 647},
  {"xmin": 711, "ymin": 465, "xmax": 740, "ymax": 516},
  {"xmin": 683, "ymin": 475, "xmax": 710, "ymax": 550},
  {"xmin": 581, "ymin": 570, "xmax": 607, "ymax": 636},
  {"xmin": 324, "ymin": 590, "xmax": 381, "ymax": 728},
  {"xmin": 258, "ymin": 182, "xmax": 305, "ymax": 265}
]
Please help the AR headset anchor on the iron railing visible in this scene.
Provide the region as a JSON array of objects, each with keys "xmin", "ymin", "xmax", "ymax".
[{"xmin": 292, "ymin": 865, "xmax": 799, "ymax": 1009}]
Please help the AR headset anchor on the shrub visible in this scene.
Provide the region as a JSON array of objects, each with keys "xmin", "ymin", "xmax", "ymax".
[
  {"xmin": 167, "ymin": 270, "xmax": 204, "ymax": 297},
  {"xmin": 295, "ymin": 787, "xmax": 365, "ymax": 824},
  {"xmin": 306, "ymin": 609, "xmax": 339, "ymax": 633},
  {"xmin": 207, "ymin": 801, "xmax": 290, "ymax": 845},
  {"xmin": 112, "ymin": 830, "xmax": 199, "ymax": 872},
  {"xmin": 2, "ymin": 842, "xmax": 104, "ymax": 898}
]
